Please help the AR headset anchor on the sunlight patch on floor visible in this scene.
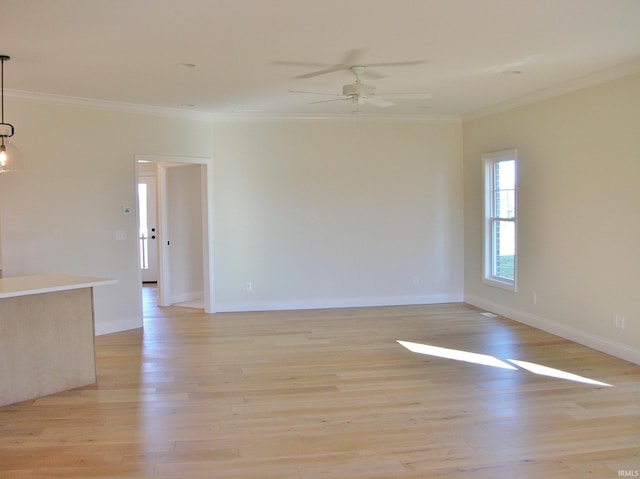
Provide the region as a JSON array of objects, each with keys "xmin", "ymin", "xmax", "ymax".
[
  {"xmin": 396, "ymin": 340, "xmax": 517, "ymax": 370},
  {"xmin": 507, "ymin": 359, "xmax": 611, "ymax": 387},
  {"xmin": 397, "ymin": 340, "xmax": 612, "ymax": 387}
]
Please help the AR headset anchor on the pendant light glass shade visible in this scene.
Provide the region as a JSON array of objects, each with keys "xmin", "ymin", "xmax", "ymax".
[
  {"xmin": 0, "ymin": 55, "xmax": 22, "ymax": 173},
  {"xmin": 0, "ymin": 139, "xmax": 23, "ymax": 173}
]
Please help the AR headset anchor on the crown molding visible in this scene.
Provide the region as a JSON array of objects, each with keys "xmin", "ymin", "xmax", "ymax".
[
  {"xmin": 208, "ymin": 112, "xmax": 462, "ymax": 124},
  {"xmin": 5, "ymin": 89, "xmax": 460, "ymax": 124},
  {"xmin": 5, "ymin": 89, "xmax": 215, "ymax": 121},
  {"xmin": 462, "ymin": 57, "xmax": 640, "ymax": 122}
]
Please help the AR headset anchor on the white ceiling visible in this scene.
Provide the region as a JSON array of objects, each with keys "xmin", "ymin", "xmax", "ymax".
[{"xmin": 2, "ymin": 0, "xmax": 640, "ymax": 120}]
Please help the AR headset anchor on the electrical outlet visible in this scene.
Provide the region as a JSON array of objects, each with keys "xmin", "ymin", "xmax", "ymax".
[
  {"xmin": 245, "ymin": 281, "xmax": 253, "ymax": 292},
  {"xmin": 614, "ymin": 315, "xmax": 625, "ymax": 329}
]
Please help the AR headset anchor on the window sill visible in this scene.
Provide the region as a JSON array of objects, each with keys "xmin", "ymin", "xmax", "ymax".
[{"xmin": 482, "ymin": 277, "xmax": 517, "ymax": 292}]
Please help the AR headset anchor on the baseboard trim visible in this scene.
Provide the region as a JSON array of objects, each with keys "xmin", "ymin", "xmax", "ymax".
[
  {"xmin": 95, "ymin": 317, "xmax": 142, "ymax": 336},
  {"xmin": 464, "ymin": 294, "xmax": 640, "ymax": 366},
  {"xmin": 216, "ymin": 293, "xmax": 464, "ymax": 313},
  {"xmin": 171, "ymin": 290, "xmax": 204, "ymax": 305}
]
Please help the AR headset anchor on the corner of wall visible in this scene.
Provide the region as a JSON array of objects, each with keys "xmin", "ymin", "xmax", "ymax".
[{"xmin": 95, "ymin": 317, "xmax": 143, "ymax": 336}]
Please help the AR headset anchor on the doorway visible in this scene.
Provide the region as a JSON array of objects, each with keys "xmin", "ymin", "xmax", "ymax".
[
  {"xmin": 138, "ymin": 170, "xmax": 159, "ymax": 284},
  {"xmin": 135, "ymin": 155, "xmax": 215, "ymax": 317}
]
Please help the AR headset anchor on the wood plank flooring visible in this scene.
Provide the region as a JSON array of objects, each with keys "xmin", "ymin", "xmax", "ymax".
[{"xmin": 1, "ymin": 287, "xmax": 639, "ymax": 478}]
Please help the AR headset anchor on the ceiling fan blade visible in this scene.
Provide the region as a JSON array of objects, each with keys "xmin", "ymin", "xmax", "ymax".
[
  {"xmin": 294, "ymin": 66, "xmax": 346, "ymax": 79},
  {"xmin": 361, "ymin": 68, "xmax": 387, "ymax": 80},
  {"xmin": 365, "ymin": 97, "xmax": 395, "ymax": 108},
  {"xmin": 281, "ymin": 49, "xmax": 368, "ymax": 79},
  {"xmin": 289, "ymin": 90, "xmax": 343, "ymax": 97},
  {"xmin": 365, "ymin": 60, "xmax": 427, "ymax": 68},
  {"xmin": 358, "ymin": 60, "xmax": 427, "ymax": 79},
  {"xmin": 377, "ymin": 92, "xmax": 432, "ymax": 100},
  {"xmin": 272, "ymin": 60, "xmax": 334, "ymax": 68},
  {"xmin": 309, "ymin": 97, "xmax": 350, "ymax": 104},
  {"xmin": 275, "ymin": 52, "xmax": 425, "ymax": 81}
]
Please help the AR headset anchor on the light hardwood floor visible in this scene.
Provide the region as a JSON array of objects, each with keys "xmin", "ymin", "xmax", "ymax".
[{"xmin": 0, "ymin": 287, "xmax": 639, "ymax": 478}]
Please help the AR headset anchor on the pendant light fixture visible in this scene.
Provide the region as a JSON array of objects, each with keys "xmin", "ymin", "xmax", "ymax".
[{"xmin": 0, "ymin": 55, "xmax": 23, "ymax": 173}]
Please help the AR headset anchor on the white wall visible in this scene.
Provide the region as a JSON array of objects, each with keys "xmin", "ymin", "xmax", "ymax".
[
  {"xmin": 3, "ymin": 71, "xmax": 637, "ymax": 366},
  {"xmin": 0, "ymin": 99, "xmax": 213, "ymax": 334},
  {"xmin": 211, "ymin": 120, "xmax": 464, "ymax": 311},
  {"xmin": 0, "ymin": 97, "xmax": 464, "ymax": 331},
  {"xmin": 463, "ymin": 72, "xmax": 640, "ymax": 363}
]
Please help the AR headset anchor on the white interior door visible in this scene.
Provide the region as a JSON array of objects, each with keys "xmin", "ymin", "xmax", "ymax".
[{"xmin": 138, "ymin": 173, "xmax": 159, "ymax": 283}]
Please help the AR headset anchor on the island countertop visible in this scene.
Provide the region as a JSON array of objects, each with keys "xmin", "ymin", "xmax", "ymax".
[{"xmin": 0, "ymin": 274, "xmax": 117, "ymax": 299}]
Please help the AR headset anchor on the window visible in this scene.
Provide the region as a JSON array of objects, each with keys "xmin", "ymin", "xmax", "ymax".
[
  {"xmin": 138, "ymin": 183, "xmax": 150, "ymax": 270},
  {"xmin": 483, "ymin": 149, "xmax": 517, "ymax": 290}
]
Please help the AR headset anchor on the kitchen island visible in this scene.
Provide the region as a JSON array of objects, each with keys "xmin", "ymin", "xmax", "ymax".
[{"xmin": 0, "ymin": 274, "xmax": 116, "ymax": 406}]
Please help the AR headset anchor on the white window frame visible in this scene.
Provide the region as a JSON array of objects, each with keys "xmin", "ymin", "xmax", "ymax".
[{"xmin": 482, "ymin": 148, "xmax": 517, "ymax": 291}]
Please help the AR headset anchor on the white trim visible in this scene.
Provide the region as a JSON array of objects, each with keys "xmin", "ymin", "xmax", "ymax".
[
  {"xmin": 170, "ymin": 290, "xmax": 204, "ymax": 306},
  {"xmin": 95, "ymin": 316, "xmax": 142, "ymax": 336},
  {"xmin": 6, "ymin": 88, "xmax": 460, "ymax": 124},
  {"xmin": 156, "ymin": 165, "xmax": 170, "ymax": 307},
  {"xmin": 6, "ymin": 89, "xmax": 214, "ymax": 121},
  {"xmin": 136, "ymin": 154, "xmax": 211, "ymax": 166},
  {"xmin": 210, "ymin": 112, "xmax": 462, "ymax": 124},
  {"xmin": 463, "ymin": 58, "xmax": 640, "ymax": 122},
  {"xmin": 217, "ymin": 293, "xmax": 463, "ymax": 313},
  {"xmin": 199, "ymin": 164, "xmax": 214, "ymax": 314},
  {"xmin": 482, "ymin": 149, "xmax": 518, "ymax": 291},
  {"xmin": 481, "ymin": 276, "xmax": 517, "ymax": 292},
  {"xmin": 465, "ymin": 294, "xmax": 640, "ymax": 366}
]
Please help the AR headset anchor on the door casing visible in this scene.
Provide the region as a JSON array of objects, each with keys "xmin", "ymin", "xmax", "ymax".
[{"xmin": 135, "ymin": 155, "xmax": 215, "ymax": 316}]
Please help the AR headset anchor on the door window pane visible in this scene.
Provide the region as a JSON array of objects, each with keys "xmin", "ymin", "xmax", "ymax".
[{"xmin": 138, "ymin": 183, "xmax": 149, "ymax": 269}]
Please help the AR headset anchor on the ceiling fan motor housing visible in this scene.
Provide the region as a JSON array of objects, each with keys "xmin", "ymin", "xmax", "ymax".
[{"xmin": 343, "ymin": 82, "xmax": 375, "ymax": 98}]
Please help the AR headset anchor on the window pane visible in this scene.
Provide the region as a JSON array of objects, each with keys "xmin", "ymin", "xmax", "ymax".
[
  {"xmin": 495, "ymin": 189, "xmax": 515, "ymax": 218},
  {"xmin": 138, "ymin": 183, "xmax": 149, "ymax": 270},
  {"xmin": 496, "ymin": 160, "xmax": 515, "ymax": 189},
  {"xmin": 494, "ymin": 160, "xmax": 515, "ymax": 219},
  {"xmin": 492, "ymin": 220, "xmax": 515, "ymax": 280}
]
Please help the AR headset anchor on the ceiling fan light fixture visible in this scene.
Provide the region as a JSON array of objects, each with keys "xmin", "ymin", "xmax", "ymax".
[
  {"xmin": 0, "ymin": 55, "xmax": 23, "ymax": 174},
  {"xmin": 343, "ymin": 82, "xmax": 375, "ymax": 97}
]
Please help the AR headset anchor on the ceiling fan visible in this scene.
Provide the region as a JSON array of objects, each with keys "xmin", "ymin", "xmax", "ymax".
[
  {"xmin": 274, "ymin": 48, "xmax": 426, "ymax": 80},
  {"xmin": 289, "ymin": 65, "xmax": 431, "ymax": 109}
]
